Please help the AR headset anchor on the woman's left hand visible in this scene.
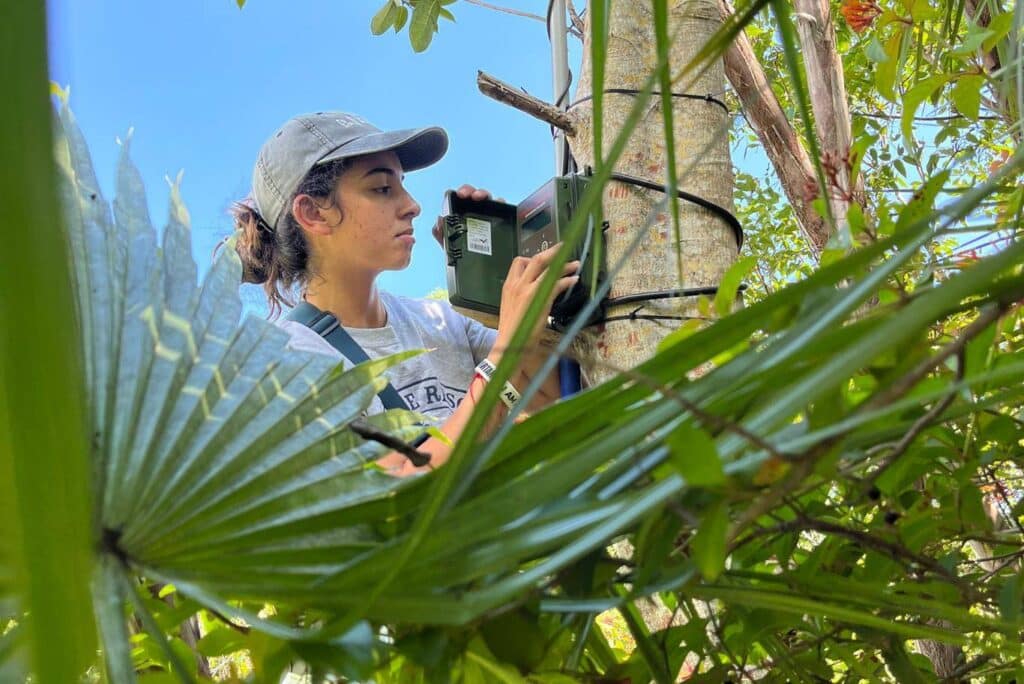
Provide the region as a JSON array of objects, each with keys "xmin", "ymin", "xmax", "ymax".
[{"xmin": 432, "ymin": 184, "xmax": 504, "ymax": 246}]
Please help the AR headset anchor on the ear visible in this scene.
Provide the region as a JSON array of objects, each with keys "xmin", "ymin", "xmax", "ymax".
[{"xmin": 291, "ymin": 194, "xmax": 340, "ymax": 237}]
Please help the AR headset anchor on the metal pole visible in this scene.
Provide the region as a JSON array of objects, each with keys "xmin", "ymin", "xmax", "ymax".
[
  {"xmin": 549, "ymin": 0, "xmax": 583, "ymax": 396},
  {"xmin": 548, "ymin": 0, "xmax": 570, "ymax": 175}
]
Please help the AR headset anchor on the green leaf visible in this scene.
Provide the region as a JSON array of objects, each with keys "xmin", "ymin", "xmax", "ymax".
[
  {"xmin": 896, "ymin": 170, "xmax": 950, "ymax": 231},
  {"xmin": 982, "ymin": 11, "xmax": 1016, "ymax": 51},
  {"xmin": 962, "ymin": 315, "xmax": 995, "ymax": 378},
  {"xmin": 714, "ymin": 256, "xmax": 756, "ymax": 317},
  {"xmin": 865, "ymin": 36, "xmax": 889, "ymax": 63},
  {"xmin": 291, "ymin": 622, "xmax": 377, "ymax": 681},
  {"xmin": 666, "ymin": 423, "xmax": 724, "ymax": 486},
  {"xmin": 479, "ymin": 609, "xmax": 547, "ymax": 672},
  {"xmin": 464, "ymin": 649, "xmax": 530, "ymax": 684},
  {"xmin": 881, "ymin": 638, "xmax": 928, "ymax": 683},
  {"xmin": 950, "ymin": 74, "xmax": 984, "ymax": 119},
  {"xmin": 901, "ymin": 74, "xmax": 955, "ymax": 145},
  {"xmin": 875, "ymin": 27, "xmax": 907, "ymax": 101},
  {"xmin": 959, "ymin": 485, "xmax": 990, "ymax": 532},
  {"xmin": 999, "ymin": 575, "xmax": 1022, "ymax": 624},
  {"xmin": 953, "ymin": 25, "xmax": 995, "ymax": 55},
  {"xmin": 1, "ymin": 6, "xmax": 98, "ymax": 683},
  {"xmin": 616, "ymin": 598, "xmax": 673, "ymax": 684},
  {"xmin": 409, "ymin": 0, "xmax": 442, "ymax": 52},
  {"xmin": 439, "ymin": 7, "xmax": 455, "ymax": 22},
  {"xmin": 370, "ymin": 1, "xmax": 398, "ymax": 35},
  {"xmin": 691, "ymin": 501, "xmax": 729, "ymax": 581},
  {"xmin": 693, "ymin": 584, "xmax": 969, "ymax": 644},
  {"xmin": 393, "ymin": 5, "xmax": 409, "ymax": 32},
  {"xmin": 196, "ymin": 627, "xmax": 247, "ymax": 658}
]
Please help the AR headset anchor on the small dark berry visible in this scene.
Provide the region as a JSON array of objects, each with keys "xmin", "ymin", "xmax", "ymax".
[
  {"xmin": 884, "ymin": 511, "xmax": 900, "ymax": 525},
  {"xmin": 867, "ymin": 486, "xmax": 881, "ymax": 501}
]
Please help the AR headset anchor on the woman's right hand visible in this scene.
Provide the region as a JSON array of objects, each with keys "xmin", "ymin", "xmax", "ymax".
[{"xmin": 492, "ymin": 243, "xmax": 580, "ymax": 359}]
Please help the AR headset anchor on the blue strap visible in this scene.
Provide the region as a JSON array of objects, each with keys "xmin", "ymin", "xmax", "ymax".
[{"xmin": 286, "ymin": 301, "xmax": 411, "ymax": 411}]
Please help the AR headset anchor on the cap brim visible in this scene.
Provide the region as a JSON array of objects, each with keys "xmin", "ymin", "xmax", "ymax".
[{"xmin": 318, "ymin": 126, "xmax": 448, "ymax": 172}]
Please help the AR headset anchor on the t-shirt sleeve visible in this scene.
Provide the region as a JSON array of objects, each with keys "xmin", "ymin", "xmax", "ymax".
[{"xmin": 462, "ymin": 314, "xmax": 498, "ymax": 365}]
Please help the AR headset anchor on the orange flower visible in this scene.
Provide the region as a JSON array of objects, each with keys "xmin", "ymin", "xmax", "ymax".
[{"xmin": 840, "ymin": 0, "xmax": 882, "ymax": 33}]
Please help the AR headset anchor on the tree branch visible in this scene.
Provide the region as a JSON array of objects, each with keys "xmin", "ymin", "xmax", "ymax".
[
  {"xmin": 864, "ymin": 349, "xmax": 965, "ymax": 488},
  {"xmin": 568, "ymin": 2, "xmax": 585, "ymax": 38},
  {"xmin": 717, "ymin": 0, "xmax": 829, "ymax": 253},
  {"xmin": 943, "ymin": 654, "xmax": 993, "ymax": 682},
  {"xmin": 477, "ymin": 70, "xmax": 577, "ymax": 135},
  {"xmin": 582, "ymin": 355, "xmax": 790, "ymax": 461},
  {"xmin": 793, "ymin": 0, "xmax": 862, "ymax": 231},
  {"xmin": 859, "ymin": 304, "xmax": 1008, "ymax": 413},
  {"xmin": 349, "ymin": 419, "xmax": 431, "ymax": 467},
  {"xmin": 735, "ymin": 515, "xmax": 977, "ymax": 599},
  {"xmin": 461, "ymin": 0, "xmax": 544, "ymax": 22}
]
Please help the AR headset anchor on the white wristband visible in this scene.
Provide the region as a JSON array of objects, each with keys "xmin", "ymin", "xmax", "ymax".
[{"xmin": 474, "ymin": 359, "xmax": 521, "ymax": 410}]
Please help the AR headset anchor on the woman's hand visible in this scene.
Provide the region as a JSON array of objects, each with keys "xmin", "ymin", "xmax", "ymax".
[
  {"xmin": 432, "ymin": 184, "xmax": 505, "ymax": 246},
  {"xmin": 493, "ymin": 243, "xmax": 580, "ymax": 359}
]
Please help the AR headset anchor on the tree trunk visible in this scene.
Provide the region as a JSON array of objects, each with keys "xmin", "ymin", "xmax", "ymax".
[{"xmin": 568, "ymin": 0, "xmax": 737, "ymax": 386}]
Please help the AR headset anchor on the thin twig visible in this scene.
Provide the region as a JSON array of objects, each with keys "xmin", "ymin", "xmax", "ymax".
[
  {"xmin": 707, "ymin": 603, "xmax": 748, "ymax": 681},
  {"xmin": 568, "ymin": 2, "xmax": 585, "ymax": 38},
  {"xmin": 205, "ymin": 607, "xmax": 251, "ymax": 635},
  {"xmin": 859, "ymin": 305, "xmax": 1008, "ymax": 413},
  {"xmin": 956, "ymin": 549, "xmax": 1024, "ymax": 565},
  {"xmin": 461, "ymin": 0, "xmax": 544, "ymax": 22},
  {"xmin": 852, "ymin": 110, "xmax": 1001, "ymax": 122},
  {"xmin": 728, "ymin": 459, "xmax": 814, "ymax": 542},
  {"xmin": 733, "ymin": 514, "xmax": 978, "ymax": 600},
  {"xmin": 981, "ymin": 465, "xmax": 1024, "ymax": 536},
  {"xmin": 477, "ymin": 70, "xmax": 577, "ymax": 135},
  {"xmin": 590, "ymin": 358, "xmax": 790, "ymax": 461},
  {"xmin": 978, "ymin": 553, "xmax": 1024, "ymax": 581},
  {"xmin": 942, "ymin": 654, "xmax": 993, "ymax": 682},
  {"xmin": 349, "ymin": 419, "xmax": 431, "ymax": 467},
  {"xmin": 863, "ymin": 349, "xmax": 966, "ymax": 487}
]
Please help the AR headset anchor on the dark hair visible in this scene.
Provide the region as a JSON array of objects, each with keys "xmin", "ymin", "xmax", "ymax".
[{"xmin": 232, "ymin": 159, "xmax": 349, "ymax": 317}]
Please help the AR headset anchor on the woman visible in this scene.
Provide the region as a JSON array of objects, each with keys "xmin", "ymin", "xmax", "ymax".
[{"xmin": 233, "ymin": 111, "xmax": 579, "ymax": 476}]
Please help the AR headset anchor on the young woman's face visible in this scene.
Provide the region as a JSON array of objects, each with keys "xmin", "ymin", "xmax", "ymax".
[{"xmin": 319, "ymin": 150, "xmax": 422, "ymax": 276}]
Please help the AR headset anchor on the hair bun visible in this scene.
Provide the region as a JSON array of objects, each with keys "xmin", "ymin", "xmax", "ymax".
[{"xmin": 231, "ymin": 201, "xmax": 273, "ymax": 285}]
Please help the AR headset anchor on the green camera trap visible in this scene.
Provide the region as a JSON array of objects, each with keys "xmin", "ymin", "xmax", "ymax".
[{"xmin": 442, "ymin": 174, "xmax": 606, "ymax": 331}]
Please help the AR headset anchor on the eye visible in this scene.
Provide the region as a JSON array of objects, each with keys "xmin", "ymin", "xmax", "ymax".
[{"xmin": 373, "ymin": 185, "xmax": 392, "ymax": 195}]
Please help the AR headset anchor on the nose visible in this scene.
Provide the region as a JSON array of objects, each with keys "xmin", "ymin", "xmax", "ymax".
[{"xmin": 400, "ymin": 187, "xmax": 421, "ymax": 220}]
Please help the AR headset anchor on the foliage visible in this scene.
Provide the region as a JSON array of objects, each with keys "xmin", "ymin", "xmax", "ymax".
[
  {"xmin": 1, "ymin": 3, "xmax": 96, "ymax": 684},
  {"xmin": 370, "ymin": 0, "xmax": 458, "ymax": 52},
  {"xmin": 4, "ymin": 0, "xmax": 1024, "ymax": 682}
]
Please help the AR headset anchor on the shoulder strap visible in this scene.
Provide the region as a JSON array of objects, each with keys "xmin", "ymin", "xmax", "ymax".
[{"xmin": 286, "ymin": 301, "xmax": 410, "ymax": 411}]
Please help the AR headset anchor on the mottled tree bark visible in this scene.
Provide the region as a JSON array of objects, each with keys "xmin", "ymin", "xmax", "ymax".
[
  {"xmin": 568, "ymin": 0, "xmax": 737, "ymax": 386},
  {"xmin": 793, "ymin": 0, "xmax": 862, "ymax": 235},
  {"xmin": 717, "ymin": 0, "xmax": 829, "ymax": 253}
]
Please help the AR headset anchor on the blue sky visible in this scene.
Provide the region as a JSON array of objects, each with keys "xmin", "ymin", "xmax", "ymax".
[{"xmin": 47, "ymin": 0, "xmax": 574, "ymax": 305}]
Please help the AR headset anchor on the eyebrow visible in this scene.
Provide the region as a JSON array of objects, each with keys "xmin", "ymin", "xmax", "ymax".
[{"xmin": 362, "ymin": 167, "xmax": 403, "ymax": 180}]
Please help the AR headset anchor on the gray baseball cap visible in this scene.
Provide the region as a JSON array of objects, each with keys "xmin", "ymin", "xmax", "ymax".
[{"xmin": 252, "ymin": 111, "xmax": 448, "ymax": 232}]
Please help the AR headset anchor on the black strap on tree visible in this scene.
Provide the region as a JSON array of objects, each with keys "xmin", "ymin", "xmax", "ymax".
[
  {"xmin": 572, "ymin": 163, "xmax": 747, "ymax": 326},
  {"xmin": 608, "ymin": 171, "xmax": 743, "ymax": 250},
  {"xmin": 569, "ymin": 89, "xmax": 729, "ymax": 114}
]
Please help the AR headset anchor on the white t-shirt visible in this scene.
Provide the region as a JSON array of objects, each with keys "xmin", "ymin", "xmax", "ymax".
[{"xmin": 278, "ymin": 292, "xmax": 497, "ymax": 419}]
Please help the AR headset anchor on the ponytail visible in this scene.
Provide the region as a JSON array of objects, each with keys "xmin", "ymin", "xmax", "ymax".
[
  {"xmin": 230, "ymin": 158, "xmax": 349, "ymax": 318},
  {"xmin": 231, "ymin": 199, "xmax": 304, "ymax": 318}
]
